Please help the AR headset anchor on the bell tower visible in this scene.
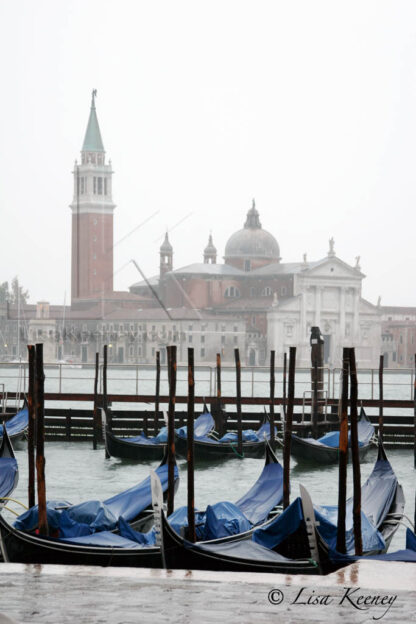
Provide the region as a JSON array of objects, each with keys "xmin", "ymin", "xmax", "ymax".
[{"xmin": 70, "ymin": 90, "xmax": 116, "ymax": 301}]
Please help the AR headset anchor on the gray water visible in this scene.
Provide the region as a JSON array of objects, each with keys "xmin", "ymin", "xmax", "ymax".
[
  {"xmin": 0, "ymin": 364, "xmax": 415, "ymax": 551},
  {"xmin": 6, "ymin": 442, "xmax": 415, "ymax": 554}
]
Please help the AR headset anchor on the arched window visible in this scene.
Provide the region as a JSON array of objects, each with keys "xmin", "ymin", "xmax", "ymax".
[
  {"xmin": 261, "ymin": 287, "xmax": 272, "ymax": 296},
  {"xmin": 224, "ymin": 286, "xmax": 240, "ymax": 298}
]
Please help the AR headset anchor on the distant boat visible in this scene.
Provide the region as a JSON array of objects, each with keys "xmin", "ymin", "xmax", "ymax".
[
  {"xmin": 104, "ymin": 407, "xmax": 215, "ymax": 461},
  {"xmin": 289, "ymin": 407, "xmax": 376, "ymax": 464},
  {"xmin": 175, "ymin": 413, "xmax": 277, "ymax": 461}
]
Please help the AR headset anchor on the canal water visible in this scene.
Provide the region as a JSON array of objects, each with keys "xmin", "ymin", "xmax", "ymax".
[
  {"xmin": 0, "ymin": 364, "xmax": 415, "ymax": 552},
  {"xmin": 0, "ymin": 365, "xmax": 415, "ymax": 623},
  {"xmin": 6, "ymin": 442, "xmax": 415, "ymax": 554}
]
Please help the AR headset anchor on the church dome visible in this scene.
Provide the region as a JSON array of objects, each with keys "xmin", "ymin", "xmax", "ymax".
[{"xmin": 224, "ymin": 201, "xmax": 280, "ymax": 262}]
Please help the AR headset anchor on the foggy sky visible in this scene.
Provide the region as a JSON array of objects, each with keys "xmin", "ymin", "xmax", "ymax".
[{"xmin": 1, "ymin": 0, "xmax": 416, "ymax": 307}]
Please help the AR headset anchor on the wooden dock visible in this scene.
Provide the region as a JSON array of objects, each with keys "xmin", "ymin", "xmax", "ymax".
[{"xmin": 1, "ymin": 390, "xmax": 415, "ymax": 448}]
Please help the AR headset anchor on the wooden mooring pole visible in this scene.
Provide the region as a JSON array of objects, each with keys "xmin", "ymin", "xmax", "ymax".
[
  {"xmin": 336, "ymin": 347, "xmax": 349, "ymax": 554},
  {"xmin": 269, "ymin": 350, "xmax": 276, "ymax": 450},
  {"xmin": 167, "ymin": 345, "xmax": 177, "ymax": 516},
  {"xmin": 283, "ymin": 352, "xmax": 287, "ymax": 420},
  {"xmin": 27, "ymin": 345, "xmax": 36, "ymax": 509},
  {"xmin": 310, "ymin": 327, "xmax": 324, "ymax": 437},
  {"xmin": 35, "ymin": 343, "xmax": 48, "ymax": 536},
  {"xmin": 92, "ymin": 352, "xmax": 99, "ymax": 450},
  {"xmin": 154, "ymin": 350, "xmax": 160, "ymax": 436},
  {"xmin": 216, "ymin": 352, "xmax": 221, "ymax": 398},
  {"xmin": 234, "ymin": 348, "xmax": 243, "ymax": 457},
  {"xmin": 103, "ymin": 345, "xmax": 110, "ymax": 459},
  {"xmin": 414, "ymin": 354, "xmax": 416, "ymax": 469},
  {"xmin": 349, "ymin": 347, "xmax": 362, "ymax": 556},
  {"xmin": 283, "ymin": 346, "xmax": 296, "ymax": 509},
  {"xmin": 379, "ymin": 354, "xmax": 384, "ymax": 440},
  {"xmin": 187, "ymin": 348, "xmax": 196, "ymax": 542}
]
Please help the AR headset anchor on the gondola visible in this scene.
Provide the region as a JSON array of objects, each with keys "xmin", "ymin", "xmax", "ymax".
[
  {"xmin": 160, "ymin": 440, "xmax": 283, "ymax": 542},
  {"xmin": 289, "ymin": 407, "xmax": 376, "ymax": 464},
  {"xmin": 0, "ymin": 426, "xmax": 19, "ymax": 503},
  {"xmin": 0, "ymin": 442, "xmax": 281, "ymax": 566},
  {"xmin": 0, "ymin": 400, "xmax": 28, "ymax": 447},
  {"xmin": 175, "ymin": 414, "xmax": 277, "ymax": 461},
  {"xmin": 160, "ymin": 486, "xmax": 321, "ymax": 574},
  {"xmin": 160, "ymin": 440, "xmax": 404, "ymax": 574},
  {"xmin": 13, "ymin": 448, "xmax": 179, "ymax": 535},
  {"xmin": 104, "ymin": 408, "xmax": 215, "ymax": 461}
]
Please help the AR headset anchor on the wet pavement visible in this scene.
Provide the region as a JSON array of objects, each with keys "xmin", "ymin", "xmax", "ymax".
[{"xmin": 0, "ymin": 561, "xmax": 414, "ymax": 623}]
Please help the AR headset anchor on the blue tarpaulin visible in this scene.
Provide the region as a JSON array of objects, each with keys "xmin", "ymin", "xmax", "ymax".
[
  {"xmin": 303, "ymin": 409, "xmax": 374, "ymax": 449},
  {"xmin": 0, "ymin": 406, "xmax": 28, "ymax": 438},
  {"xmin": 176, "ymin": 411, "xmax": 215, "ymax": 440},
  {"xmin": 235, "ymin": 459, "xmax": 283, "ymax": 525},
  {"xmin": 253, "ymin": 455, "xmax": 397, "ymax": 556},
  {"xmin": 0, "ymin": 457, "xmax": 18, "ymax": 499},
  {"xmin": 204, "ymin": 501, "xmax": 252, "ymax": 540},
  {"xmin": 14, "ymin": 462, "xmax": 178, "ymax": 537},
  {"xmin": 120, "ymin": 427, "xmax": 168, "ymax": 445},
  {"xmin": 406, "ymin": 528, "xmax": 416, "ymax": 551}
]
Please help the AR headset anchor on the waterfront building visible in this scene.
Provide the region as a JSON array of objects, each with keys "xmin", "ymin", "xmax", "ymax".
[{"xmin": 0, "ymin": 93, "xmax": 414, "ymax": 368}]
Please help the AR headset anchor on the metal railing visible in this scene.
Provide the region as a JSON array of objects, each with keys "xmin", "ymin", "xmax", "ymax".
[{"xmin": 0, "ymin": 361, "xmax": 414, "ymax": 402}]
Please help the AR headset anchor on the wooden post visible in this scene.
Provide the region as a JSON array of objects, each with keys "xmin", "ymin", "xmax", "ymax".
[
  {"xmin": 27, "ymin": 345, "xmax": 36, "ymax": 509},
  {"xmin": 167, "ymin": 345, "xmax": 177, "ymax": 516},
  {"xmin": 92, "ymin": 352, "xmax": 99, "ymax": 449},
  {"xmin": 336, "ymin": 347, "xmax": 349, "ymax": 554},
  {"xmin": 187, "ymin": 348, "xmax": 196, "ymax": 542},
  {"xmin": 216, "ymin": 352, "xmax": 221, "ymax": 399},
  {"xmin": 312, "ymin": 359, "xmax": 318, "ymax": 437},
  {"xmin": 349, "ymin": 347, "xmax": 362, "ymax": 556},
  {"xmin": 379, "ymin": 354, "xmax": 384, "ymax": 440},
  {"xmin": 35, "ymin": 343, "xmax": 48, "ymax": 536},
  {"xmin": 65, "ymin": 411, "xmax": 71, "ymax": 440},
  {"xmin": 234, "ymin": 348, "xmax": 243, "ymax": 456},
  {"xmin": 283, "ymin": 351, "xmax": 287, "ymax": 420},
  {"xmin": 154, "ymin": 350, "xmax": 160, "ymax": 436},
  {"xmin": 211, "ymin": 353, "xmax": 226, "ymax": 437},
  {"xmin": 103, "ymin": 344, "xmax": 108, "ymax": 411},
  {"xmin": 103, "ymin": 345, "xmax": 110, "ymax": 458},
  {"xmin": 310, "ymin": 327, "xmax": 324, "ymax": 436},
  {"xmin": 283, "ymin": 346, "xmax": 296, "ymax": 509},
  {"xmin": 414, "ymin": 354, "xmax": 416, "ymax": 469},
  {"xmin": 269, "ymin": 350, "xmax": 276, "ymax": 450}
]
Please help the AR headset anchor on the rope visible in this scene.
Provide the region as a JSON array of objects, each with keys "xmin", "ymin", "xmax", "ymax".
[
  {"xmin": 0, "ymin": 497, "xmax": 28, "ymax": 509},
  {"xmin": 229, "ymin": 443, "xmax": 244, "ymax": 459}
]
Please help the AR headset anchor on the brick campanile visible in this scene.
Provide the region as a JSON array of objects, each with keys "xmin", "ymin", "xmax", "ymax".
[{"xmin": 70, "ymin": 90, "xmax": 115, "ymax": 302}]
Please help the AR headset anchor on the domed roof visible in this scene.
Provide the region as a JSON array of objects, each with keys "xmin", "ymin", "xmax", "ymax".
[{"xmin": 224, "ymin": 201, "xmax": 280, "ymax": 261}]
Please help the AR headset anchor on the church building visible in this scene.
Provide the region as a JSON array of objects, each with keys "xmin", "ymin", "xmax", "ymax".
[{"xmin": 131, "ymin": 202, "xmax": 382, "ymax": 368}]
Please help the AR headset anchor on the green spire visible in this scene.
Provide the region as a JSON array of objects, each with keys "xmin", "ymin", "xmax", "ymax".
[{"xmin": 82, "ymin": 89, "xmax": 105, "ymax": 152}]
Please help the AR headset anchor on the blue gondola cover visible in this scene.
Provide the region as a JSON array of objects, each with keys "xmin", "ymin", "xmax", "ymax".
[{"xmin": 0, "ymin": 457, "xmax": 18, "ymax": 499}]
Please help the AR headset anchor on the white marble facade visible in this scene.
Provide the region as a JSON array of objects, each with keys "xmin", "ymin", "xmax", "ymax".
[{"xmin": 267, "ymin": 253, "xmax": 382, "ymax": 368}]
